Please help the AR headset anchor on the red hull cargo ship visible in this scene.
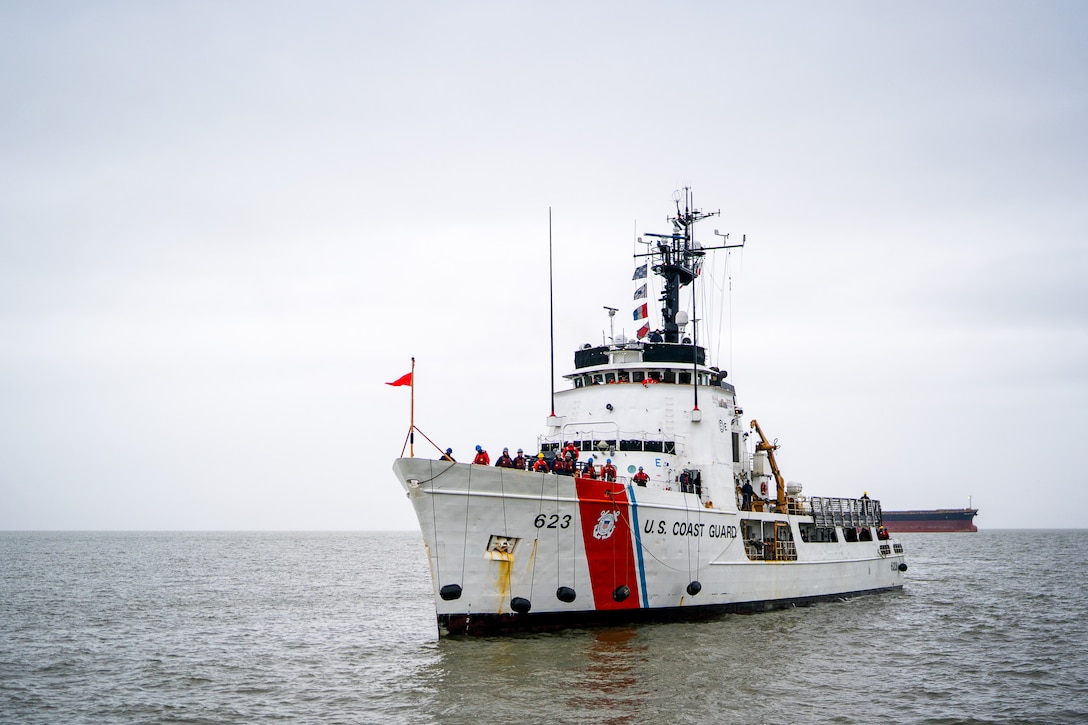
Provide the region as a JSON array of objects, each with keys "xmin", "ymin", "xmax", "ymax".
[{"xmin": 881, "ymin": 508, "xmax": 978, "ymax": 533}]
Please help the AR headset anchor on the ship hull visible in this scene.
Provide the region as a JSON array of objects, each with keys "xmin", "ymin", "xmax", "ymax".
[
  {"xmin": 882, "ymin": 509, "xmax": 978, "ymax": 533},
  {"xmin": 437, "ymin": 586, "xmax": 903, "ymax": 636},
  {"xmin": 394, "ymin": 458, "xmax": 907, "ymax": 636}
]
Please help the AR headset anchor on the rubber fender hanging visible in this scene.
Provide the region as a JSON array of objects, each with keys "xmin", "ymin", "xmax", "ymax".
[
  {"xmin": 898, "ymin": 563, "xmax": 908, "ymax": 572},
  {"xmin": 510, "ymin": 596, "xmax": 532, "ymax": 614},
  {"xmin": 439, "ymin": 584, "xmax": 462, "ymax": 601},
  {"xmin": 556, "ymin": 586, "xmax": 577, "ymax": 603},
  {"xmin": 686, "ymin": 580, "xmax": 702, "ymax": 596},
  {"xmin": 612, "ymin": 585, "xmax": 631, "ymax": 602}
]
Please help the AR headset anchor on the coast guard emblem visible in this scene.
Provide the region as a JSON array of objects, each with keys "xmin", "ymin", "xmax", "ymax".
[{"xmin": 593, "ymin": 510, "xmax": 621, "ymax": 540}]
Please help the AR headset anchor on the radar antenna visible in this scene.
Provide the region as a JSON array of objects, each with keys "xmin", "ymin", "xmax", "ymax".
[
  {"xmin": 634, "ymin": 187, "xmax": 745, "ymax": 343},
  {"xmin": 603, "ymin": 306, "xmax": 618, "ymax": 343}
]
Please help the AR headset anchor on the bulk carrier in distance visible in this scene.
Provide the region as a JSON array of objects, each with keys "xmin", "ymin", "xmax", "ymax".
[{"xmin": 881, "ymin": 508, "xmax": 979, "ymax": 533}]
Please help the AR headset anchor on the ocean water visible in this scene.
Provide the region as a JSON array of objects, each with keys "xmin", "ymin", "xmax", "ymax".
[{"xmin": 1, "ymin": 530, "xmax": 1086, "ymax": 724}]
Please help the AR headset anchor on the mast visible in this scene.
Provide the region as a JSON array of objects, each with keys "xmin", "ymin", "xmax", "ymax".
[
  {"xmin": 635, "ymin": 188, "xmax": 744, "ymax": 344},
  {"xmin": 549, "ymin": 207, "xmax": 556, "ymax": 416}
]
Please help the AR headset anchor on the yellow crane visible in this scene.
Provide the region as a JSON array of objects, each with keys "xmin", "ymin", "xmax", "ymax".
[{"xmin": 750, "ymin": 419, "xmax": 786, "ymax": 508}]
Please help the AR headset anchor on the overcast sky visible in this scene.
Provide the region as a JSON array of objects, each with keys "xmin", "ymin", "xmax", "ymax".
[{"xmin": 2, "ymin": 1, "xmax": 1085, "ymax": 530}]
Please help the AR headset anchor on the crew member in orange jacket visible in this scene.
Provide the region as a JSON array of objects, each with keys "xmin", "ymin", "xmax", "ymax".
[
  {"xmin": 533, "ymin": 453, "xmax": 550, "ymax": 472},
  {"xmin": 473, "ymin": 445, "xmax": 490, "ymax": 465},
  {"xmin": 601, "ymin": 459, "xmax": 617, "ymax": 482},
  {"xmin": 633, "ymin": 466, "xmax": 649, "ymax": 486}
]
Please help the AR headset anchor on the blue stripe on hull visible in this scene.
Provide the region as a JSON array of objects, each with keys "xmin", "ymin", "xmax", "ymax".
[{"xmin": 627, "ymin": 484, "xmax": 649, "ymax": 607}]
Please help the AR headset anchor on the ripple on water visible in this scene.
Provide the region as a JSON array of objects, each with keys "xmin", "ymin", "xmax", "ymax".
[{"xmin": 1, "ymin": 530, "xmax": 1087, "ymax": 724}]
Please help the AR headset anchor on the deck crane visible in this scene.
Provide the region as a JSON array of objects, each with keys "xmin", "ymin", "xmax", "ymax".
[{"xmin": 750, "ymin": 419, "xmax": 786, "ymax": 508}]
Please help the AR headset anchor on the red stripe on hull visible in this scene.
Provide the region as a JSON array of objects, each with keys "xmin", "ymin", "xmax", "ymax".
[{"xmin": 575, "ymin": 478, "xmax": 641, "ymax": 610}]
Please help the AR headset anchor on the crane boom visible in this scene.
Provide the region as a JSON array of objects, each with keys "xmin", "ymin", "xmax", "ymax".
[{"xmin": 750, "ymin": 419, "xmax": 786, "ymax": 506}]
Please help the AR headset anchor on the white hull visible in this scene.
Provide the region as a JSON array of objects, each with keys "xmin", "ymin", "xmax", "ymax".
[{"xmin": 394, "ymin": 458, "xmax": 906, "ymax": 636}]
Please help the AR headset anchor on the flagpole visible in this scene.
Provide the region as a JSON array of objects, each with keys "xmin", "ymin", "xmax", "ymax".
[{"xmin": 410, "ymin": 356, "xmax": 415, "ymax": 457}]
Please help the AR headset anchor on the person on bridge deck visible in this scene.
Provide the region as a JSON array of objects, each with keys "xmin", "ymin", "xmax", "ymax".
[
  {"xmin": 533, "ymin": 453, "xmax": 550, "ymax": 472},
  {"xmin": 563, "ymin": 441, "xmax": 579, "ymax": 461},
  {"xmin": 473, "ymin": 445, "xmax": 490, "ymax": 465},
  {"xmin": 495, "ymin": 448, "xmax": 514, "ymax": 468},
  {"xmin": 601, "ymin": 459, "xmax": 617, "ymax": 482},
  {"xmin": 513, "ymin": 449, "xmax": 526, "ymax": 470},
  {"xmin": 555, "ymin": 453, "xmax": 574, "ymax": 476},
  {"xmin": 633, "ymin": 466, "xmax": 649, "ymax": 486},
  {"xmin": 583, "ymin": 458, "xmax": 597, "ymax": 479},
  {"xmin": 442, "ymin": 448, "xmax": 455, "ymax": 462}
]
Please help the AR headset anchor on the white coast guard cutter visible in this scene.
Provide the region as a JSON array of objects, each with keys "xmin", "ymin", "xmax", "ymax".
[{"xmin": 392, "ymin": 191, "xmax": 907, "ymax": 636}]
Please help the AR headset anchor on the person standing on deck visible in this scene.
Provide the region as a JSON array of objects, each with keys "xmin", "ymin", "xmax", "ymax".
[
  {"xmin": 741, "ymin": 481, "xmax": 754, "ymax": 511},
  {"xmin": 495, "ymin": 448, "xmax": 514, "ymax": 468},
  {"xmin": 473, "ymin": 446, "xmax": 490, "ymax": 465}
]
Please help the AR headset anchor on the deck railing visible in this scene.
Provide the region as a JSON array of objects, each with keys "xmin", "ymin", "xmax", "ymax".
[{"xmin": 808, "ymin": 496, "xmax": 883, "ymax": 528}]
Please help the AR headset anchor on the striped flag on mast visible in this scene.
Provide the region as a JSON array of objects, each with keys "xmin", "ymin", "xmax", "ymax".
[{"xmin": 633, "ymin": 303, "xmax": 648, "ymax": 321}]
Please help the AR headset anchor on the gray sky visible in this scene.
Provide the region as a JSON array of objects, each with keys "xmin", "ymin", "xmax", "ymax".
[{"xmin": 2, "ymin": 1, "xmax": 1085, "ymax": 530}]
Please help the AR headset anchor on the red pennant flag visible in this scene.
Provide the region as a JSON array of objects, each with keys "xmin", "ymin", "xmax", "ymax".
[
  {"xmin": 636, "ymin": 323, "xmax": 650, "ymax": 339},
  {"xmin": 386, "ymin": 372, "xmax": 412, "ymax": 387}
]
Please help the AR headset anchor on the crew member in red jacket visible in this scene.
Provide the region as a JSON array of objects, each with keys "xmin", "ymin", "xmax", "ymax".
[
  {"xmin": 601, "ymin": 459, "xmax": 617, "ymax": 482},
  {"xmin": 473, "ymin": 445, "xmax": 490, "ymax": 465},
  {"xmin": 632, "ymin": 466, "xmax": 649, "ymax": 486},
  {"xmin": 563, "ymin": 441, "xmax": 579, "ymax": 461},
  {"xmin": 513, "ymin": 449, "xmax": 526, "ymax": 470},
  {"xmin": 533, "ymin": 453, "xmax": 550, "ymax": 472}
]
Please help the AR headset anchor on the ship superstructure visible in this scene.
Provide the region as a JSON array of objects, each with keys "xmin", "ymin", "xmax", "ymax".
[{"xmin": 392, "ymin": 191, "xmax": 907, "ymax": 636}]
